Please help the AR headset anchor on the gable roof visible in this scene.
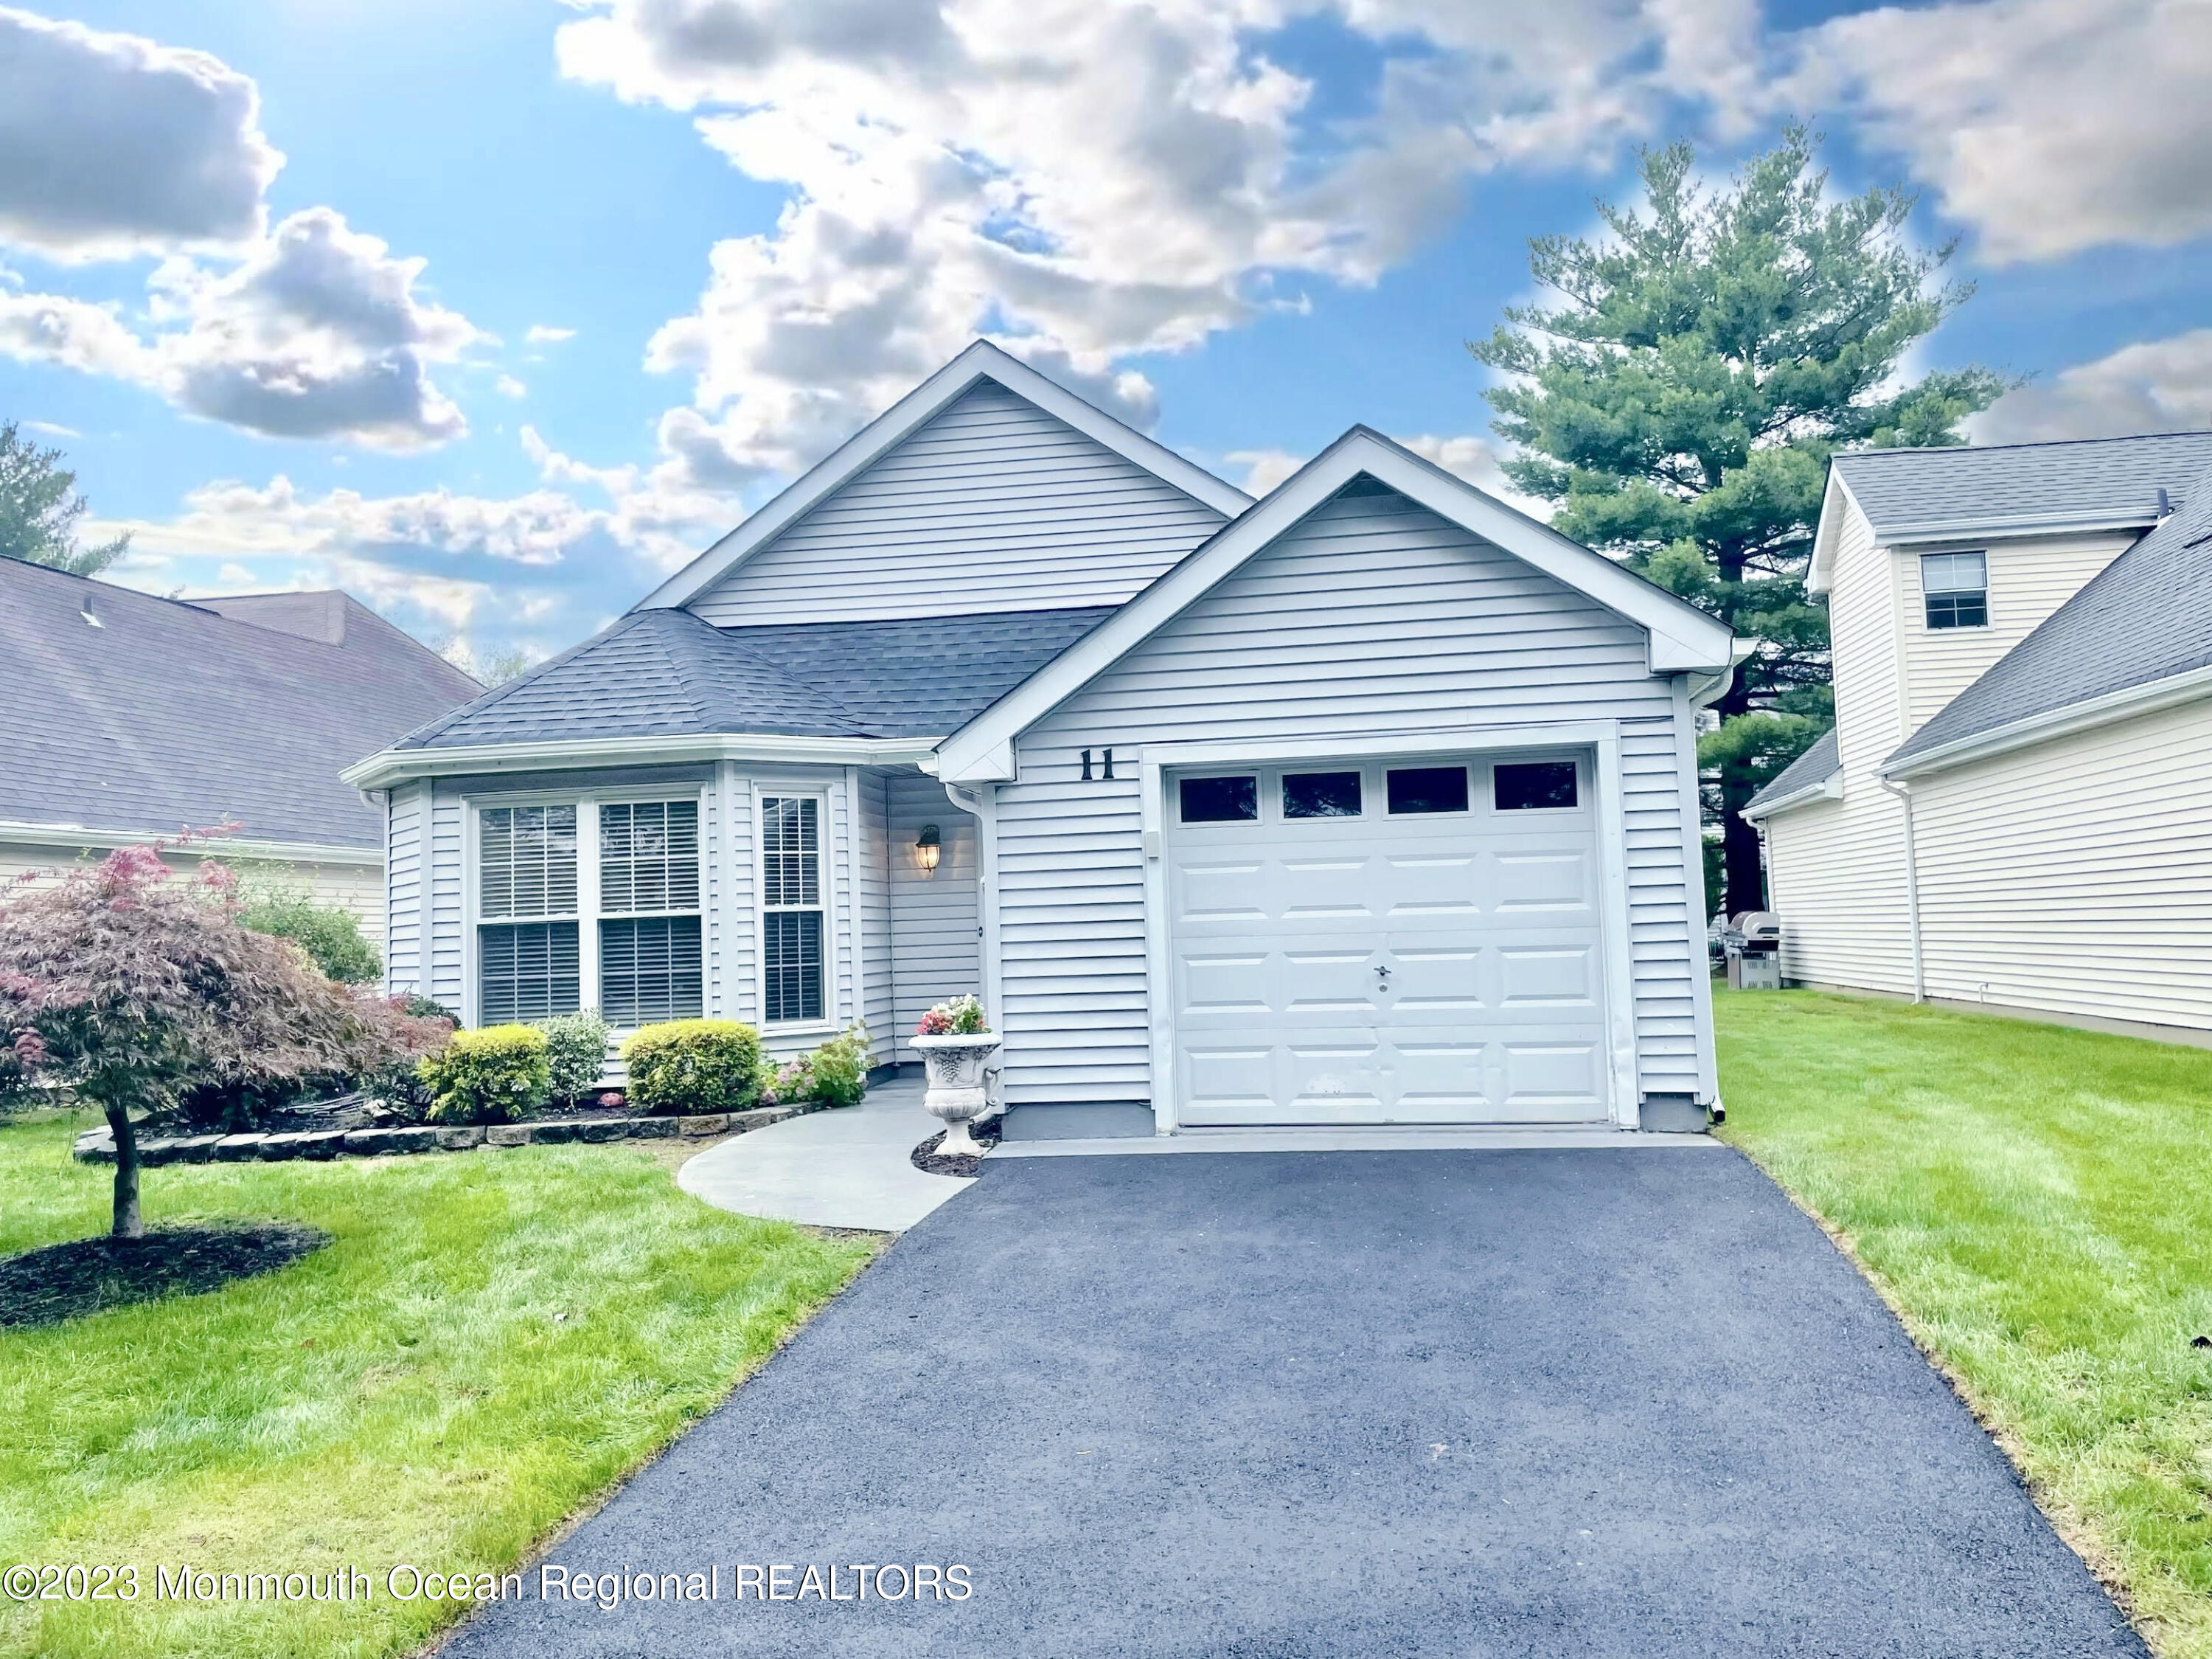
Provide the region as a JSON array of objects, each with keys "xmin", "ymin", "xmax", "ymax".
[
  {"xmin": 0, "ymin": 560, "xmax": 481, "ymax": 851},
  {"xmin": 1883, "ymin": 471, "xmax": 2212, "ymax": 778},
  {"xmin": 932, "ymin": 427, "xmax": 1738, "ymax": 782},
  {"xmin": 636, "ymin": 340, "xmax": 1253, "ymax": 613},
  {"xmin": 1832, "ymin": 431, "xmax": 2212, "ymax": 546},
  {"xmin": 346, "ymin": 605, "xmax": 1119, "ymax": 786},
  {"xmin": 1741, "ymin": 728, "xmax": 1840, "ymax": 818}
]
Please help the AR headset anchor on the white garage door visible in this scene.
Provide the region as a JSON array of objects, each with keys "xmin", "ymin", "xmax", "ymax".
[{"xmin": 1167, "ymin": 753, "xmax": 1610, "ymax": 1126}]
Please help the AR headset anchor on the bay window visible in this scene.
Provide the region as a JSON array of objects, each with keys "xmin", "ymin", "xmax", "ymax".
[{"xmin": 473, "ymin": 796, "xmax": 703, "ymax": 1028}]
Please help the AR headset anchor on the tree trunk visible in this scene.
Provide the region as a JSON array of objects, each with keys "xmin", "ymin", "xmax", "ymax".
[
  {"xmin": 105, "ymin": 1105, "xmax": 143, "ymax": 1239},
  {"xmin": 1719, "ymin": 768, "xmax": 1767, "ymax": 919}
]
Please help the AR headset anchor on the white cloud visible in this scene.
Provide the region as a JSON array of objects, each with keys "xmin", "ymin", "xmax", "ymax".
[
  {"xmin": 1972, "ymin": 329, "xmax": 2212, "ymax": 443},
  {"xmin": 495, "ymin": 374, "xmax": 528, "ymax": 398},
  {"xmin": 0, "ymin": 7, "xmax": 283, "ymax": 261},
  {"xmin": 23, "ymin": 418, "xmax": 78, "ymax": 438},
  {"xmin": 1792, "ymin": 0, "xmax": 2212, "ymax": 262},
  {"xmin": 556, "ymin": 0, "xmax": 1764, "ymax": 488},
  {"xmin": 0, "ymin": 207, "xmax": 484, "ymax": 448},
  {"xmin": 524, "ymin": 324, "xmax": 577, "ymax": 344},
  {"xmin": 1229, "ymin": 433, "xmax": 1552, "ymax": 518}
]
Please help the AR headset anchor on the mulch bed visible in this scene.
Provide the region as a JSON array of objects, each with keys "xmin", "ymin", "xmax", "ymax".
[
  {"xmin": 0, "ymin": 1222, "xmax": 331, "ymax": 1330},
  {"xmin": 911, "ymin": 1123, "xmax": 1001, "ymax": 1179}
]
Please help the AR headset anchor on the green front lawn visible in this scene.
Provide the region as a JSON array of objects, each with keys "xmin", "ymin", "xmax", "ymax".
[
  {"xmin": 1718, "ymin": 989, "xmax": 2212, "ymax": 1658},
  {"xmin": 0, "ymin": 1112, "xmax": 875, "ymax": 1659}
]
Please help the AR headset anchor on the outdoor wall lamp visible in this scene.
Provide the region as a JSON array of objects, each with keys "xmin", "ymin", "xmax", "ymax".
[{"xmin": 915, "ymin": 824, "xmax": 942, "ymax": 874}]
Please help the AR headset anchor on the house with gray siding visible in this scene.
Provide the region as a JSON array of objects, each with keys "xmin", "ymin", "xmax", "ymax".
[{"xmin": 346, "ymin": 341, "xmax": 1737, "ymax": 1135}]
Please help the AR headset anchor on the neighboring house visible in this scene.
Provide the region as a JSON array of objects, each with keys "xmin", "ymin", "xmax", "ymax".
[
  {"xmin": 1745, "ymin": 431, "xmax": 2212, "ymax": 1040},
  {"xmin": 346, "ymin": 341, "xmax": 1738, "ymax": 1136},
  {"xmin": 1, "ymin": 562, "xmax": 484, "ymax": 945}
]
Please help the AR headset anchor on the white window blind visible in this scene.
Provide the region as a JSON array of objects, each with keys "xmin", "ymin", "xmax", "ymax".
[
  {"xmin": 760, "ymin": 796, "xmax": 824, "ymax": 1023},
  {"xmin": 477, "ymin": 804, "xmax": 581, "ymax": 1023},
  {"xmin": 598, "ymin": 799, "xmax": 703, "ymax": 1026}
]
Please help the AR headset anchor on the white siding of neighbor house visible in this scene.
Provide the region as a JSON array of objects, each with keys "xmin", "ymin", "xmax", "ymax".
[
  {"xmin": 884, "ymin": 770, "xmax": 983, "ymax": 1063},
  {"xmin": 383, "ymin": 780, "xmax": 425, "ymax": 991},
  {"xmin": 1896, "ymin": 532, "xmax": 2135, "ymax": 732},
  {"xmin": 1907, "ymin": 696, "xmax": 2212, "ymax": 1031},
  {"xmin": 990, "ymin": 487, "xmax": 1705, "ymax": 1109},
  {"xmin": 1767, "ymin": 496, "xmax": 1916, "ymax": 994},
  {"xmin": 684, "ymin": 380, "xmax": 1228, "ymax": 626},
  {"xmin": 1, "ymin": 840, "xmax": 383, "ymax": 945}
]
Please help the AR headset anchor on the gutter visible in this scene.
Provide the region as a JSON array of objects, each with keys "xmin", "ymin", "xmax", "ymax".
[
  {"xmin": 1880, "ymin": 778, "xmax": 1926, "ymax": 1003},
  {"xmin": 1882, "ymin": 661, "xmax": 2212, "ymax": 781},
  {"xmin": 343, "ymin": 731, "xmax": 947, "ymax": 791},
  {"xmin": 0, "ymin": 821, "xmax": 381, "ymax": 867},
  {"xmin": 1740, "ymin": 770, "xmax": 1843, "ymax": 821}
]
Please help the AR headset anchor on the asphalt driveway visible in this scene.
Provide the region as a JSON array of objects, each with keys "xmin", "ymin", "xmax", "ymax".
[{"xmin": 440, "ymin": 1149, "xmax": 2145, "ymax": 1658}]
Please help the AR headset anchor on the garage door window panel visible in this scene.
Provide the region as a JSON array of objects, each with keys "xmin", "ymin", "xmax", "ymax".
[
  {"xmin": 1180, "ymin": 775, "xmax": 1259, "ymax": 823},
  {"xmin": 1283, "ymin": 771, "xmax": 1363, "ymax": 819},
  {"xmin": 1386, "ymin": 765, "xmax": 1470, "ymax": 815},
  {"xmin": 1495, "ymin": 761, "xmax": 1579, "ymax": 812}
]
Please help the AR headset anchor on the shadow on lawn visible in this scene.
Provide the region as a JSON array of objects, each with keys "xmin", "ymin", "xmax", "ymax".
[{"xmin": 0, "ymin": 1222, "xmax": 330, "ymax": 1329}]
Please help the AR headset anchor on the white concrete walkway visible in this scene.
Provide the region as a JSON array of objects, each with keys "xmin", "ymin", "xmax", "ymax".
[{"xmin": 677, "ymin": 1075, "xmax": 972, "ymax": 1232}]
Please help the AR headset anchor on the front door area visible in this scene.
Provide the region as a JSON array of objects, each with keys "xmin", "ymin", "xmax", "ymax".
[{"xmin": 1165, "ymin": 751, "xmax": 1609, "ymax": 1125}]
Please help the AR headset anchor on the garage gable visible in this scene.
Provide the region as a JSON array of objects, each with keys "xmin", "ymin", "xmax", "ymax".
[{"xmin": 933, "ymin": 427, "xmax": 1736, "ymax": 781}]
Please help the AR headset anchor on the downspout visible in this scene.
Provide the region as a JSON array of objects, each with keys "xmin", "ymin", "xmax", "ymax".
[
  {"xmin": 1881, "ymin": 777, "xmax": 1926, "ymax": 1003},
  {"xmin": 940, "ymin": 782, "xmax": 1004, "ymax": 1023}
]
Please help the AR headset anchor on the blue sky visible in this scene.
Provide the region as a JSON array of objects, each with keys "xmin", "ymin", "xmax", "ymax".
[{"xmin": 2, "ymin": 0, "xmax": 2204, "ymax": 669}]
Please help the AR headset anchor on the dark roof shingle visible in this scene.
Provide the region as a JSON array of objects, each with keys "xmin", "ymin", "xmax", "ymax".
[
  {"xmin": 397, "ymin": 605, "xmax": 1119, "ymax": 750},
  {"xmin": 1743, "ymin": 728, "xmax": 1839, "ymax": 815},
  {"xmin": 1833, "ymin": 431, "xmax": 2212, "ymax": 544},
  {"xmin": 0, "ymin": 561, "xmax": 481, "ymax": 849}
]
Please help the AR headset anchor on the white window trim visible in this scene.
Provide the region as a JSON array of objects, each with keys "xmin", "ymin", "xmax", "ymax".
[
  {"xmin": 751, "ymin": 782, "xmax": 840, "ymax": 1036},
  {"xmin": 1918, "ymin": 548, "xmax": 1991, "ymax": 631},
  {"xmin": 461, "ymin": 786, "xmax": 707, "ymax": 1031}
]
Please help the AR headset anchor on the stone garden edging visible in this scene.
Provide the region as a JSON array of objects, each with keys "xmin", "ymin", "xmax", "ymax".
[{"xmin": 70, "ymin": 1107, "xmax": 795, "ymax": 1168}]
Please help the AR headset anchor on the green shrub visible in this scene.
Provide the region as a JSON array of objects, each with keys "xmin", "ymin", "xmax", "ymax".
[
  {"xmin": 417, "ymin": 1025, "xmax": 550, "ymax": 1124},
  {"xmin": 622, "ymin": 1019, "xmax": 762, "ymax": 1115},
  {"xmin": 810, "ymin": 1023, "xmax": 871, "ymax": 1106},
  {"xmin": 237, "ymin": 881, "xmax": 381, "ymax": 984},
  {"xmin": 539, "ymin": 1009, "xmax": 611, "ymax": 1105}
]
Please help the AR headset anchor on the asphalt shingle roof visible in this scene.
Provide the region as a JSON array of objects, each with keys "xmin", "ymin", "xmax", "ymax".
[
  {"xmin": 1887, "ymin": 473, "xmax": 2212, "ymax": 768},
  {"xmin": 0, "ymin": 560, "xmax": 482, "ymax": 849},
  {"xmin": 1833, "ymin": 431, "xmax": 2212, "ymax": 544},
  {"xmin": 397, "ymin": 605, "xmax": 1120, "ymax": 750},
  {"xmin": 1742, "ymin": 727, "xmax": 1840, "ymax": 814}
]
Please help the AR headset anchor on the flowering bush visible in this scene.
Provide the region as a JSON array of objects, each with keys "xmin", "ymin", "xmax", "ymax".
[
  {"xmin": 915, "ymin": 995, "xmax": 988, "ymax": 1037},
  {"xmin": 418, "ymin": 1025, "xmax": 551, "ymax": 1124},
  {"xmin": 765, "ymin": 1023, "xmax": 872, "ymax": 1108},
  {"xmin": 0, "ymin": 837, "xmax": 451, "ymax": 1236}
]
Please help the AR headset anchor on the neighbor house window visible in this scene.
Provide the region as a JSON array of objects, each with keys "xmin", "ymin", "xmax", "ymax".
[
  {"xmin": 760, "ymin": 796, "xmax": 825, "ymax": 1024},
  {"xmin": 597, "ymin": 801, "xmax": 703, "ymax": 1026},
  {"xmin": 1921, "ymin": 551, "xmax": 1988, "ymax": 629},
  {"xmin": 474, "ymin": 797, "xmax": 703, "ymax": 1028},
  {"xmin": 476, "ymin": 805, "xmax": 581, "ymax": 1023}
]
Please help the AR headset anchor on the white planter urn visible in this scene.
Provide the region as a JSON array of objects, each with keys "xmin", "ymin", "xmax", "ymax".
[{"xmin": 911, "ymin": 1033, "xmax": 1002, "ymax": 1157}]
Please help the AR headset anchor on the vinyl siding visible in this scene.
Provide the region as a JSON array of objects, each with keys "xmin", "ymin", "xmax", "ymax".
[
  {"xmin": 885, "ymin": 770, "xmax": 981, "ymax": 1062},
  {"xmin": 686, "ymin": 381, "xmax": 1228, "ymax": 626},
  {"xmin": 1766, "ymin": 497, "xmax": 1915, "ymax": 992},
  {"xmin": 994, "ymin": 487, "xmax": 1703, "ymax": 1107},
  {"xmin": 1907, "ymin": 696, "xmax": 2212, "ymax": 1030},
  {"xmin": 1897, "ymin": 532, "xmax": 2134, "ymax": 733},
  {"xmin": 0, "ymin": 843, "xmax": 382, "ymax": 945},
  {"xmin": 856, "ymin": 769, "xmax": 896, "ymax": 1063},
  {"xmin": 384, "ymin": 781, "xmax": 425, "ymax": 992}
]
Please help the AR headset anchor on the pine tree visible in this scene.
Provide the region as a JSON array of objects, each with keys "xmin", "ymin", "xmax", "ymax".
[
  {"xmin": 0, "ymin": 420, "xmax": 131, "ymax": 577},
  {"xmin": 1471, "ymin": 127, "xmax": 2006, "ymax": 916}
]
